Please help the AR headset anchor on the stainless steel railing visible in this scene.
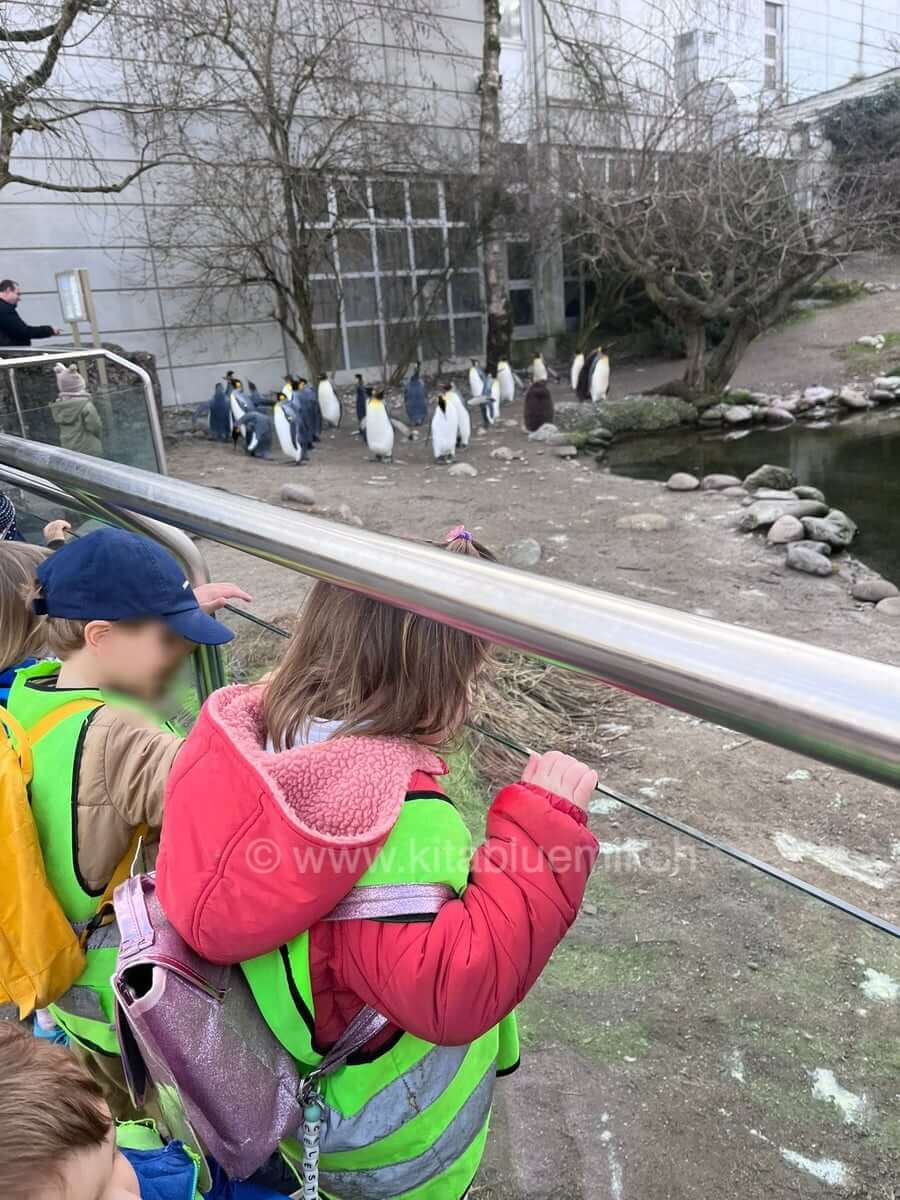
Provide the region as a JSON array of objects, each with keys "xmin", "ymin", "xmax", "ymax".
[
  {"xmin": 2, "ymin": 433, "xmax": 899, "ymax": 792},
  {"xmin": 0, "ymin": 347, "xmax": 167, "ymax": 473}
]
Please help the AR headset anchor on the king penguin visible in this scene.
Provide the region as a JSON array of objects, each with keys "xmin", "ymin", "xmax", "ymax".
[
  {"xmin": 318, "ymin": 374, "xmax": 341, "ymax": 427},
  {"xmin": 365, "ymin": 389, "xmax": 394, "ymax": 461},
  {"xmin": 431, "ymin": 392, "xmax": 459, "ymax": 462}
]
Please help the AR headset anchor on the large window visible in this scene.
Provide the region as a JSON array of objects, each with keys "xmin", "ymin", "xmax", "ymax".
[
  {"xmin": 500, "ymin": 0, "xmax": 522, "ymax": 40},
  {"xmin": 507, "ymin": 238, "xmax": 536, "ymax": 334},
  {"xmin": 764, "ymin": 2, "xmax": 784, "ymax": 92}
]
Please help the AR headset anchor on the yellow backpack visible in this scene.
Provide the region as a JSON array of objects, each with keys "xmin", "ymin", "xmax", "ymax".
[{"xmin": 0, "ymin": 699, "xmax": 141, "ymax": 1019}]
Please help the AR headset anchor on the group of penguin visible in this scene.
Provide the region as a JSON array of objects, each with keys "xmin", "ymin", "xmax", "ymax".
[{"xmin": 206, "ymin": 345, "xmax": 611, "ymax": 466}]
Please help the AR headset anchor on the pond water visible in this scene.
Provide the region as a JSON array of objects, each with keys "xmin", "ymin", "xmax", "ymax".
[{"xmin": 607, "ymin": 409, "xmax": 900, "ymax": 584}]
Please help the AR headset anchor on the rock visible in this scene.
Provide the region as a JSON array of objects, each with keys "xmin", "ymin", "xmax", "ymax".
[
  {"xmin": 584, "ymin": 426, "xmax": 614, "ymax": 446},
  {"xmin": 506, "ymin": 538, "xmax": 542, "ymax": 569},
  {"xmin": 803, "ymin": 386, "xmax": 836, "ymax": 405},
  {"xmin": 491, "ymin": 446, "xmax": 522, "ymax": 462},
  {"xmin": 615, "ymin": 513, "xmax": 673, "ymax": 532},
  {"xmin": 593, "ymin": 448, "xmax": 607, "ymax": 463},
  {"xmin": 593, "ymin": 394, "xmax": 698, "ymax": 434},
  {"xmin": 721, "ymin": 486, "xmax": 748, "ymax": 497},
  {"xmin": 739, "ymin": 500, "xmax": 829, "ymax": 532},
  {"xmin": 448, "ymin": 462, "xmax": 478, "ymax": 478},
  {"xmin": 839, "ymin": 386, "xmax": 873, "ymax": 411},
  {"xmin": 870, "ymin": 389, "xmax": 897, "ymax": 403},
  {"xmin": 801, "ymin": 510, "xmax": 858, "ymax": 548},
  {"xmin": 701, "ymin": 474, "xmax": 742, "ymax": 490},
  {"xmin": 744, "ymin": 464, "xmax": 797, "ymax": 492},
  {"xmin": 552, "ymin": 445, "xmax": 579, "ymax": 459},
  {"xmin": 876, "ymin": 596, "xmax": 900, "ymax": 617},
  {"xmin": 754, "ymin": 489, "xmax": 802, "ymax": 501},
  {"xmin": 873, "ymin": 376, "xmax": 900, "ymax": 391},
  {"xmin": 527, "ymin": 423, "xmax": 559, "ymax": 442},
  {"xmin": 786, "ymin": 545, "xmax": 833, "ymax": 577},
  {"xmin": 794, "ymin": 540, "xmax": 832, "ymax": 557},
  {"xmin": 724, "ymin": 405, "xmax": 753, "ymax": 425},
  {"xmin": 699, "ymin": 404, "xmax": 729, "ymax": 425},
  {"xmin": 336, "ymin": 503, "xmax": 363, "ymax": 527},
  {"xmin": 792, "ymin": 486, "xmax": 826, "ymax": 503},
  {"xmin": 857, "ymin": 334, "xmax": 885, "ymax": 349},
  {"xmin": 547, "ymin": 431, "xmax": 583, "ymax": 447},
  {"xmin": 724, "ymin": 388, "xmax": 754, "ymax": 403},
  {"xmin": 767, "ymin": 515, "xmax": 805, "ymax": 544},
  {"xmin": 852, "ymin": 578, "xmax": 899, "ymax": 603},
  {"xmin": 766, "ymin": 406, "xmax": 796, "ymax": 426},
  {"xmin": 665, "ymin": 472, "xmax": 700, "ymax": 491},
  {"xmin": 775, "ymin": 397, "xmax": 800, "ymax": 414},
  {"xmin": 280, "ymin": 483, "xmax": 315, "ymax": 506}
]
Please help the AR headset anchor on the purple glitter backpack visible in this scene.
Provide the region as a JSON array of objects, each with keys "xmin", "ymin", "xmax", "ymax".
[{"xmin": 111, "ymin": 873, "xmax": 452, "ymax": 1181}]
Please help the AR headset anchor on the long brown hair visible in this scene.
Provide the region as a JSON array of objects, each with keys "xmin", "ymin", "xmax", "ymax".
[
  {"xmin": 0, "ymin": 542, "xmax": 48, "ymax": 671},
  {"xmin": 263, "ymin": 527, "xmax": 495, "ymax": 748}
]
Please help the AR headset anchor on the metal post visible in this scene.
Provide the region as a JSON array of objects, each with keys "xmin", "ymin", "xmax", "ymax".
[{"xmin": 7, "ymin": 368, "xmax": 26, "ymax": 437}]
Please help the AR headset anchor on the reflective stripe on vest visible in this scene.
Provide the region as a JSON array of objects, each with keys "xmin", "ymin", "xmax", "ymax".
[{"xmin": 243, "ymin": 792, "xmax": 519, "ymax": 1199}]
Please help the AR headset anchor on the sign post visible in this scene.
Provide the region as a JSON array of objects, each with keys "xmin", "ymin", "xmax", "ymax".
[{"xmin": 55, "ymin": 269, "xmax": 108, "ymax": 388}]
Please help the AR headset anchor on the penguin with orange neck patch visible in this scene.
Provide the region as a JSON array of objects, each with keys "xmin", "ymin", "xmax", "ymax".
[{"xmin": 365, "ymin": 388, "xmax": 394, "ymax": 461}]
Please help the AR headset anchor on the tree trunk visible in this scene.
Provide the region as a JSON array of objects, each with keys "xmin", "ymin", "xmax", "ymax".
[
  {"xmin": 705, "ymin": 317, "xmax": 759, "ymax": 393},
  {"xmin": 682, "ymin": 324, "xmax": 707, "ymax": 394},
  {"xmin": 479, "ymin": 0, "xmax": 512, "ymax": 375}
]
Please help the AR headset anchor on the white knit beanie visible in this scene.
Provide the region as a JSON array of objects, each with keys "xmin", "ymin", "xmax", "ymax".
[{"xmin": 55, "ymin": 363, "xmax": 87, "ymax": 396}]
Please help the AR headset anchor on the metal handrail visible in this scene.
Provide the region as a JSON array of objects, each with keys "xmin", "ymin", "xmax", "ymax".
[
  {"xmin": 0, "ymin": 347, "xmax": 167, "ymax": 473},
  {"xmin": 2, "ymin": 433, "xmax": 900, "ymax": 791}
]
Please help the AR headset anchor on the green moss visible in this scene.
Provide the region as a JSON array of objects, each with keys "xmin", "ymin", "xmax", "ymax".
[
  {"xmin": 518, "ymin": 997, "xmax": 652, "ymax": 1062},
  {"xmin": 541, "ymin": 941, "xmax": 658, "ymax": 990},
  {"xmin": 808, "ymin": 276, "xmax": 866, "ymax": 303}
]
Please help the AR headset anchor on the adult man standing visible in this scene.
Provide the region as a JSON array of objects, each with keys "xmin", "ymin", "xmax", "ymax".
[{"xmin": 0, "ymin": 280, "xmax": 62, "ymax": 347}]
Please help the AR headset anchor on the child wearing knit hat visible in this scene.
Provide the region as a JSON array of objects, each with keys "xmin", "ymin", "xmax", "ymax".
[{"xmin": 52, "ymin": 363, "xmax": 104, "ymax": 458}]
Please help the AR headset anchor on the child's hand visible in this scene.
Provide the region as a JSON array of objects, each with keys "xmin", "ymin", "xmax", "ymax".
[
  {"xmin": 43, "ymin": 518, "xmax": 71, "ymax": 544},
  {"xmin": 193, "ymin": 582, "xmax": 253, "ymax": 613},
  {"xmin": 522, "ymin": 751, "xmax": 598, "ymax": 813}
]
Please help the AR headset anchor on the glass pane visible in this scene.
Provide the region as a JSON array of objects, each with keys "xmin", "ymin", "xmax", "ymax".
[
  {"xmin": 382, "ymin": 275, "xmax": 414, "ymax": 321},
  {"xmin": 609, "ymin": 156, "xmax": 633, "ymax": 190},
  {"xmin": 510, "ymin": 287, "xmax": 534, "ymax": 327},
  {"xmin": 420, "ymin": 319, "xmax": 452, "ymax": 357},
  {"xmin": 300, "ymin": 177, "xmax": 330, "ymax": 224},
  {"xmin": 448, "ymin": 226, "xmax": 480, "ymax": 270},
  {"xmin": 564, "ymin": 279, "xmax": 582, "ymax": 323},
  {"xmin": 347, "ymin": 324, "xmax": 382, "ymax": 368},
  {"xmin": 342, "ymin": 276, "xmax": 378, "ymax": 323},
  {"xmin": 311, "ymin": 278, "xmax": 340, "ymax": 325},
  {"xmin": 765, "ymin": 34, "xmax": 777, "ymax": 58},
  {"xmin": 377, "ymin": 228, "xmax": 410, "ymax": 272},
  {"xmin": 445, "ymin": 182, "xmax": 477, "ymax": 225},
  {"xmin": 308, "ymin": 237, "xmax": 338, "ymax": 278},
  {"xmin": 418, "ymin": 275, "xmax": 448, "ymax": 316},
  {"xmin": 765, "ymin": 2, "xmax": 779, "ymax": 28},
  {"xmin": 410, "ymin": 181, "xmax": 439, "ymax": 220},
  {"xmin": 334, "ymin": 179, "xmax": 369, "ymax": 221},
  {"xmin": 451, "ymin": 272, "xmax": 482, "ymax": 313},
  {"xmin": 338, "ymin": 229, "xmax": 374, "ymax": 274},
  {"xmin": 453, "ymin": 316, "xmax": 483, "ymax": 357},
  {"xmin": 372, "ymin": 179, "xmax": 406, "ymax": 220},
  {"xmin": 507, "ymin": 240, "xmax": 533, "ymax": 281},
  {"xmin": 314, "ymin": 327, "xmax": 345, "ymax": 371},
  {"xmin": 383, "ymin": 320, "xmax": 418, "ymax": 365},
  {"xmin": 765, "ymin": 64, "xmax": 777, "ymax": 88},
  {"xmin": 414, "ymin": 227, "xmax": 445, "ymax": 271},
  {"xmin": 500, "ymin": 0, "xmax": 522, "ymax": 38}
]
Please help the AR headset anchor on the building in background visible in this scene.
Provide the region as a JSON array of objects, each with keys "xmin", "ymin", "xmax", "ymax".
[{"xmin": 3, "ymin": 0, "xmax": 898, "ymax": 404}]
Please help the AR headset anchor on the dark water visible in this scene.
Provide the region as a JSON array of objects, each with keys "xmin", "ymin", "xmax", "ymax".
[{"xmin": 607, "ymin": 411, "xmax": 900, "ymax": 583}]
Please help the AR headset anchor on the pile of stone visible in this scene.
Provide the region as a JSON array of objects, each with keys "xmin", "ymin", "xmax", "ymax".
[
  {"xmin": 698, "ymin": 376, "xmax": 900, "ymax": 431},
  {"xmin": 529, "ymin": 422, "xmax": 615, "ymax": 463}
]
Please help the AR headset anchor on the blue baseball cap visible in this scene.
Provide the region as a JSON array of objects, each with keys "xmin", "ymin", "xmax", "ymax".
[{"xmin": 34, "ymin": 528, "xmax": 234, "ymax": 646}]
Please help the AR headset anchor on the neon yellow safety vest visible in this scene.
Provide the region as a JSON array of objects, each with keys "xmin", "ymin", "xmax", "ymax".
[
  {"xmin": 7, "ymin": 659, "xmax": 177, "ymax": 1056},
  {"xmin": 242, "ymin": 790, "xmax": 520, "ymax": 1200}
]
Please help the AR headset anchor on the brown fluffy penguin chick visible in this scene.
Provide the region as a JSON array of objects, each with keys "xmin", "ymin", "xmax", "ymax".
[{"xmin": 523, "ymin": 380, "xmax": 554, "ymax": 432}]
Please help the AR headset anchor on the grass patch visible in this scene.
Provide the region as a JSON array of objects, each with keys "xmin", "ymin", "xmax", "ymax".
[
  {"xmin": 541, "ymin": 941, "xmax": 658, "ymax": 991},
  {"xmin": 842, "ymin": 329, "xmax": 900, "ymax": 359},
  {"xmin": 774, "ymin": 306, "xmax": 818, "ymax": 331},
  {"xmin": 517, "ymin": 993, "xmax": 653, "ymax": 1062},
  {"xmin": 808, "ymin": 275, "xmax": 866, "ymax": 303}
]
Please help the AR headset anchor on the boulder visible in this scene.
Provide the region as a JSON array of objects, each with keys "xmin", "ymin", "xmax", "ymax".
[
  {"xmin": 792, "ymin": 486, "xmax": 826, "ymax": 503},
  {"xmin": 839, "ymin": 386, "xmax": 873, "ymax": 411},
  {"xmin": 336, "ymin": 503, "xmax": 364, "ymax": 527},
  {"xmin": 852, "ymin": 578, "xmax": 899, "ymax": 604},
  {"xmin": 766, "ymin": 406, "xmax": 796, "ymax": 426},
  {"xmin": 786, "ymin": 545, "xmax": 833, "ymax": 577},
  {"xmin": 506, "ymin": 538, "xmax": 542, "ymax": 569},
  {"xmin": 794, "ymin": 540, "xmax": 832, "ymax": 557},
  {"xmin": 666, "ymin": 472, "xmax": 700, "ymax": 491},
  {"xmin": 870, "ymin": 389, "xmax": 897, "ymax": 403},
  {"xmin": 491, "ymin": 446, "xmax": 522, "ymax": 462},
  {"xmin": 592, "ymin": 394, "xmax": 698, "ymax": 434},
  {"xmin": 584, "ymin": 426, "xmax": 614, "ymax": 447},
  {"xmin": 873, "ymin": 377, "xmax": 900, "ymax": 392},
  {"xmin": 448, "ymin": 462, "xmax": 478, "ymax": 478},
  {"xmin": 724, "ymin": 405, "xmax": 753, "ymax": 425},
  {"xmin": 280, "ymin": 483, "xmax": 316, "ymax": 507},
  {"xmin": 593, "ymin": 448, "xmax": 607, "ymax": 464},
  {"xmin": 767, "ymin": 515, "xmax": 805, "ymax": 544},
  {"xmin": 876, "ymin": 596, "xmax": 900, "ymax": 617},
  {"xmin": 803, "ymin": 386, "xmax": 836, "ymax": 405},
  {"xmin": 857, "ymin": 334, "xmax": 885, "ymax": 349},
  {"xmin": 801, "ymin": 510, "xmax": 857, "ymax": 548},
  {"xmin": 724, "ymin": 388, "xmax": 754, "ymax": 404},
  {"xmin": 754, "ymin": 489, "xmax": 802, "ymax": 501},
  {"xmin": 744, "ymin": 464, "xmax": 797, "ymax": 492},
  {"xmin": 527, "ymin": 423, "xmax": 559, "ymax": 442},
  {"xmin": 701, "ymin": 473, "xmax": 742, "ymax": 490},
  {"xmin": 615, "ymin": 513, "xmax": 673, "ymax": 532},
  {"xmin": 547, "ymin": 431, "xmax": 582, "ymax": 446},
  {"xmin": 721, "ymin": 486, "xmax": 749, "ymax": 497},
  {"xmin": 699, "ymin": 404, "xmax": 729, "ymax": 425},
  {"xmin": 739, "ymin": 500, "xmax": 829, "ymax": 532},
  {"xmin": 552, "ymin": 445, "xmax": 579, "ymax": 459}
]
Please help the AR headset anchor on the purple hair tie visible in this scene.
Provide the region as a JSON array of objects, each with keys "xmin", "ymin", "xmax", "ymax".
[{"xmin": 446, "ymin": 525, "xmax": 473, "ymax": 544}]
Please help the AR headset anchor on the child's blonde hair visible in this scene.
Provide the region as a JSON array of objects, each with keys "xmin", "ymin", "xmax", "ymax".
[
  {"xmin": 0, "ymin": 542, "xmax": 48, "ymax": 672},
  {"xmin": 263, "ymin": 527, "xmax": 495, "ymax": 748}
]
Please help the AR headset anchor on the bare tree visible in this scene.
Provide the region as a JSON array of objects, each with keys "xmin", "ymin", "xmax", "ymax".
[
  {"xmin": 0, "ymin": 0, "xmax": 160, "ymax": 193},
  {"xmin": 539, "ymin": 0, "xmax": 897, "ymax": 400},
  {"xmin": 478, "ymin": 0, "xmax": 512, "ymax": 373},
  {"xmin": 119, "ymin": 0, "xmax": 462, "ymax": 380}
]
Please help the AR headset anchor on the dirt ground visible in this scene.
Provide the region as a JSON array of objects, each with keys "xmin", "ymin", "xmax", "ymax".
[{"xmin": 167, "ymin": 317, "xmax": 900, "ymax": 1198}]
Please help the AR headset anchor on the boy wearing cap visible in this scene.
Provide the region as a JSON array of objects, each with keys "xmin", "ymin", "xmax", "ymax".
[{"xmin": 6, "ymin": 528, "xmax": 248, "ymax": 1104}]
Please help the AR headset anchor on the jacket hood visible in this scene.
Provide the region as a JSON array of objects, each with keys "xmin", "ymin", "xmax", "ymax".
[
  {"xmin": 157, "ymin": 685, "xmax": 447, "ymax": 963},
  {"xmin": 52, "ymin": 395, "xmax": 93, "ymax": 424}
]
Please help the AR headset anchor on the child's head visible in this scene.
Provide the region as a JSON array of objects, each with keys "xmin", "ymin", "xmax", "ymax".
[
  {"xmin": 0, "ymin": 542, "xmax": 49, "ymax": 672},
  {"xmin": 264, "ymin": 526, "xmax": 495, "ymax": 747},
  {"xmin": 0, "ymin": 1023, "xmax": 140, "ymax": 1199},
  {"xmin": 34, "ymin": 528, "xmax": 233, "ymax": 700}
]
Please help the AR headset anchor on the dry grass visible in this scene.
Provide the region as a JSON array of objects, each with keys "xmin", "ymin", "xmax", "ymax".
[{"xmin": 470, "ymin": 651, "xmax": 630, "ymax": 788}]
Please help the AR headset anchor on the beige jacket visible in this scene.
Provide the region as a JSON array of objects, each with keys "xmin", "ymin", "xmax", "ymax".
[{"xmin": 75, "ymin": 706, "xmax": 182, "ymax": 891}]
